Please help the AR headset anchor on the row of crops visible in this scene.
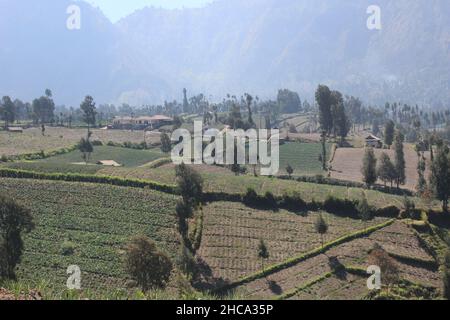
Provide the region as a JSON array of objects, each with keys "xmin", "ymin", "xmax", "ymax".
[{"xmin": 0, "ymin": 178, "xmax": 180, "ymax": 291}]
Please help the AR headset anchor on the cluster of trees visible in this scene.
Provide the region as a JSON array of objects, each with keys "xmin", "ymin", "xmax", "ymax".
[
  {"xmin": 362, "ymin": 130, "xmax": 406, "ymax": 189},
  {"xmin": 315, "ymin": 85, "xmax": 351, "ymax": 143}
]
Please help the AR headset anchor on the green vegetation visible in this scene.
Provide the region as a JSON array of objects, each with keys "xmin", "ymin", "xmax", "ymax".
[
  {"xmin": 0, "ymin": 178, "xmax": 179, "ymax": 291},
  {"xmin": 279, "ymin": 142, "xmax": 331, "ymax": 175},
  {"xmin": 2, "ymin": 146, "xmax": 166, "ymax": 174}
]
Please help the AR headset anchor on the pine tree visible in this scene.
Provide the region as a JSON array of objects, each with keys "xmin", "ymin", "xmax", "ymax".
[
  {"xmin": 314, "ymin": 214, "xmax": 328, "ymax": 248},
  {"xmin": 384, "ymin": 120, "xmax": 395, "ymax": 148},
  {"xmin": 393, "ymin": 131, "xmax": 406, "ymax": 188},
  {"xmin": 430, "ymin": 143, "xmax": 450, "ymax": 212},
  {"xmin": 377, "ymin": 152, "xmax": 395, "ymax": 187},
  {"xmin": 362, "ymin": 147, "xmax": 377, "ymax": 187}
]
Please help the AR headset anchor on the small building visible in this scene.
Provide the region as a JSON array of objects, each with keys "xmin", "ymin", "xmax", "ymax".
[
  {"xmin": 112, "ymin": 115, "xmax": 173, "ymax": 130},
  {"xmin": 365, "ymin": 134, "xmax": 382, "ymax": 148},
  {"xmin": 7, "ymin": 127, "xmax": 23, "ymax": 133},
  {"xmin": 96, "ymin": 160, "xmax": 122, "ymax": 167}
]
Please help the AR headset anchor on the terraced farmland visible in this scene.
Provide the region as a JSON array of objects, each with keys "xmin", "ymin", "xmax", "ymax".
[
  {"xmin": 234, "ymin": 221, "xmax": 441, "ymax": 300},
  {"xmin": 196, "ymin": 201, "xmax": 389, "ymax": 287},
  {"xmin": 0, "ymin": 178, "xmax": 180, "ymax": 292},
  {"xmin": 97, "ymin": 165, "xmax": 420, "ymax": 208}
]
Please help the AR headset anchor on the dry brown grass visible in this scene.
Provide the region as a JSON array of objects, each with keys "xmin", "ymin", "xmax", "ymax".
[{"xmin": 330, "ymin": 144, "xmax": 430, "ymax": 191}]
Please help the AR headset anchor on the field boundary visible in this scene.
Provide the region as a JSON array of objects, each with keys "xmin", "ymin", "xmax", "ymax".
[
  {"xmin": 1, "ymin": 145, "xmax": 78, "ymax": 162},
  {"xmin": 216, "ymin": 219, "xmax": 395, "ymax": 293},
  {"xmin": 0, "ymin": 168, "xmax": 177, "ymax": 194}
]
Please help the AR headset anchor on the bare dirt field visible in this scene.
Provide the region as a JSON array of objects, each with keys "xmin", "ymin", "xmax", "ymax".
[
  {"xmin": 330, "ymin": 144, "xmax": 430, "ymax": 191},
  {"xmin": 0, "ymin": 127, "xmax": 161, "ymax": 156}
]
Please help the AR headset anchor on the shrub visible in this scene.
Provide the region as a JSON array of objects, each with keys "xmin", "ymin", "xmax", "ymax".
[
  {"xmin": 243, "ymin": 188, "xmax": 259, "ymax": 207},
  {"xmin": 375, "ymin": 206, "xmax": 400, "ymax": 218},
  {"xmin": 263, "ymin": 191, "xmax": 278, "ymax": 209},
  {"xmin": 124, "ymin": 236, "xmax": 173, "ymax": 292},
  {"xmin": 323, "ymin": 195, "xmax": 359, "ymax": 217},
  {"xmin": 0, "ymin": 195, "xmax": 34, "ymax": 280},
  {"xmin": 60, "ymin": 241, "xmax": 76, "ymax": 256},
  {"xmin": 281, "ymin": 192, "xmax": 307, "ymax": 212},
  {"xmin": 91, "ymin": 140, "xmax": 103, "ymax": 146}
]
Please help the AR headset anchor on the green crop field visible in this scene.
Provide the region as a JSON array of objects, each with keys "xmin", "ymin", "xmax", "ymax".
[
  {"xmin": 1, "ymin": 146, "xmax": 166, "ymax": 174},
  {"xmin": 279, "ymin": 142, "xmax": 331, "ymax": 176},
  {"xmin": 97, "ymin": 164, "xmax": 423, "ymax": 209},
  {"xmin": 0, "ymin": 178, "xmax": 180, "ymax": 292}
]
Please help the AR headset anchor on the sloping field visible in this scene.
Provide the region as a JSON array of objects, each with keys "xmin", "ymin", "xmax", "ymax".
[
  {"xmin": 0, "ymin": 127, "xmax": 161, "ymax": 157},
  {"xmin": 195, "ymin": 201, "xmax": 389, "ymax": 288},
  {"xmin": 235, "ymin": 221, "xmax": 441, "ymax": 299},
  {"xmin": 97, "ymin": 165, "xmax": 417, "ymax": 208},
  {"xmin": 2, "ymin": 146, "xmax": 166, "ymax": 174},
  {"xmin": 330, "ymin": 144, "xmax": 430, "ymax": 191},
  {"xmin": 278, "ymin": 142, "xmax": 331, "ymax": 176},
  {"xmin": 0, "ymin": 178, "xmax": 180, "ymax": 292}
]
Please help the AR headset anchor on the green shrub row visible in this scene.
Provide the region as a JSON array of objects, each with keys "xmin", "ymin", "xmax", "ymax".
[
  {"xmin": 0, "ymin": 168, "xmax": 177, "ymax": 194},
  {"xmin": 277, "ymin": 175, "xmax": 414, "ymax": 197},
  {"xmin": 0, "ymin": 145, "xmax": 78, "ymax": 162},
  {"xmin": 106, "ymin": 140, "xmax": 160, "ymax": 150},
  {"xmin": 217, "ymin": 219, "xmax": 395, "ymax": 293}
]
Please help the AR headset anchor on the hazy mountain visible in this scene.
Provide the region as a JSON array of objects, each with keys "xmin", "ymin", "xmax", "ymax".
[{"xmin": 1, "ymin": 0, "xmax": 449, "ymax": 107}]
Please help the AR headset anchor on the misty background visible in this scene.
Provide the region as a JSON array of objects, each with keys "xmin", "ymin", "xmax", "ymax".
[{"xmin": 0, "ymin": 0, "xmax": 449, "ymax": 107}]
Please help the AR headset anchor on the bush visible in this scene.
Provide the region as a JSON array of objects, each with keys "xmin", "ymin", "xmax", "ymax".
[
  {"xmin": 375, "ymin": 206, "xmax": 400, "ymax": 218},
  {"xmin": 281, "ymin": 192, "xmax": 307, "ymax": 212},
  {"xmin": 323, "ymin": 195, "xmax": 359, "ymax": 217},
  {"xmin": 124, "ymin": 236, "xmax": 173, "ymax": 292},
  {"xmin": 243, "ymin": 188, "xmax": 259, "ymax": 207},
  {"xmin": 60, "ymin": 241, "xmax": 76, "ymax": 256},
  {"xmin": 263, "ymin": 192, "xmax": 278, "ymax": 209}
]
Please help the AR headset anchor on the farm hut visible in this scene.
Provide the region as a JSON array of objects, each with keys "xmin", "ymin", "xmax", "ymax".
[
  {"xmin": 7, "ymin": 127, "xmax": 23, "ymax": 133},
  {"xmin": 96, "ymin": 160, "xmax": 122, "ymax": 167},
  {"xmin": 365, "ymin": 134, "xmax": 382, "ymax": 148}
]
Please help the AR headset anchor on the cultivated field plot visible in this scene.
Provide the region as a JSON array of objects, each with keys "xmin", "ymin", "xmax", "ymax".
[
  {"xmin": 278, "ymin": 142, "xmax": 331, "ymax": 176},
  {"xmin": 96, "ymin": 166, "xmax": 417, "ymax": 208},
  {"xmin": 330, "ymin": 144, "xmax": 430, "ymax": 191},
  {"xmin": 2, "ymin": 146, "xmax": 166, "ymax": 174},
  {"xmin": 196, "ymin": 201, "xmax": 388, "ymax": 286},
  {"xmin": 237, "ymin": 221, "xmax": 441, "ymax": 300},
  {"xmin": 0, "ymin": 178, "xmax": 180, "ymax": 291},
  {"xmin": 0, "ymin": 127, "xmax": 161, "ymax": 157}
]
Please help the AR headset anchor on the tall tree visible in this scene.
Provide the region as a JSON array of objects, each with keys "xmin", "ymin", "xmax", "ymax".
[
  {"xmin": 182, "ymin": 88, "xmax": 189, "ymax": 114},
  {"xmin": 377, "ymin": 152, "xmax": 396, "ymax": 187},
  {"xmin": 331, "ymin": 92, "xmax": 350, "ymax": 144},
  {"xmin": 416, "ymin": 155, "xmax": 427, "ymax": 195},
  {"xmin": 245, "ymin": 93, "xmax": 254, "ymax": 126},
  {"xmin": 362, "ymin": 147, "xmax": 377, "ymax": 187},
  {"xmin": 384, "ymin": 120, "xmax": 395, "ymax": 148},
  {"xmin": 0, "ymin": 195, "xmax": 34, "ymax": 280},
  {"xmin": 78, "ymin": 138, "xmax": 93, "ymax": 164},
  {"xmin": 315, "ymin": 85, "xmax": 333, "ymax": 135},
  {"xmin": 315, "ymin": 214, "xmax": 328, "ymax": 248},
  {"xmin": 32, "ymin": 90, "xmax": 55, "ymax": 124},
  {"xmin": 257, "ymin": 239, "xmax": 270, "ymax": 277},
  {"xmin": 430, "ymin": 143, "xmax": 450, "ymax": 212},
  {"xmin": 393, "ymin": 131, "xmax": 406, "ymax": 188},
  {"xmin": 80, "ymin": 95, "xmax": 97, "ymax": 135},
  {"xmin": 277, "ymin": 89, "xmax": 301, "ymax": 114},
  {"xmin": 0, "ymin": 96, "xmax": 16, "ymax": 129}
]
